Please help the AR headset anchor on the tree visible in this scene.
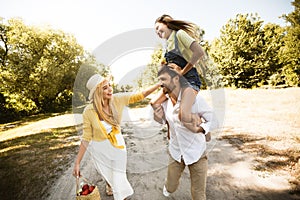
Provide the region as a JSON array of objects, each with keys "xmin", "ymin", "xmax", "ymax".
[
  {"xmin": 137, "ymin": 46, "xmax": 164, "ymax": 89},
  {"xmin": 279, "ymin": 0, "xmax": 300, "ymax": 86},
  {"xmin": 210, "ymin": 14, "xmax": 285, "ymax": 88},
  {"xmin": 0, "ymin": 17, "xmax": 9, "ymax": 67},
  {"xmin": 72, "ymin": 54, "xmax": 109, "ymax": 108},
  {"xmin": 0, "ymin": 18, "xmax": 87, "ymax": 122}
]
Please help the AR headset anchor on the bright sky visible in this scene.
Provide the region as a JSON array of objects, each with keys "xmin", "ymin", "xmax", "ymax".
[{"xmin": 1, "ymin": 0, "xmax": 294, "ymax": 84}]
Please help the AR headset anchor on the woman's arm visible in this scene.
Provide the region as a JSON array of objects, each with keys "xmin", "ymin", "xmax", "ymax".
[
  {"xmin": 142, "ymin": 83, "xmax": 161, "ymax": 98},
  {"xmin": 73, "ymin": 140, "xmax": 89, "ymax": 177},
  {"xmin": 181, "ymin": 42, "xmax": 205, "ymax": 75}
]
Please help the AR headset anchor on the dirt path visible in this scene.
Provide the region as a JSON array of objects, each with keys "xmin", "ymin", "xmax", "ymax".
[{"xmin": 47, "ymin": 102, "xmax": 297, "ymax": 200}]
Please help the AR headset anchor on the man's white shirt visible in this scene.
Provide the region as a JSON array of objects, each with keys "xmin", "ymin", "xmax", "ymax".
[{"xmin": 162, "ymin": 91, "xmax": 213, "ymax": 165}]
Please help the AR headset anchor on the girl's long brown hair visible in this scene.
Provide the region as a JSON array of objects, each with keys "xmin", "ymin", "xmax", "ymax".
[{"xmin": 155, "ymin": 14, "xmax": 200, "ymax": 42}]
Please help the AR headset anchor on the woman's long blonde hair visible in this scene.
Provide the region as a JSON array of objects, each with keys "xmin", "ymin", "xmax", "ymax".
[{"xmin": 92, "ymin": 80, "xmax": 119, "ymax": 127}]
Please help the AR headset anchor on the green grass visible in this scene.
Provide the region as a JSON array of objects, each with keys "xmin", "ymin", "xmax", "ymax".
[{"xmin": 0, "ymin": 125, "xmax": 81, "ymax": 200}]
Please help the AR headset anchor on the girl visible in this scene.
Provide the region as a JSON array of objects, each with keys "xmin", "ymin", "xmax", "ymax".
[{"xmin": 151, "ymin": 14, "xmax": 206, "ymax": 131}]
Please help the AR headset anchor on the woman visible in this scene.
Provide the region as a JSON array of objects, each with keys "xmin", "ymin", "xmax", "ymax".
[
  {"xmin": 151, "ymin": 14, "xmax": 206, "ymax": 132},
  {"xmin": 73, "ymin": 74, "xmax": 160, "ymax": 200}
]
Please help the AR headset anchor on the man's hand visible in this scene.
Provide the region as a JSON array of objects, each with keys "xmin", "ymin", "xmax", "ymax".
[
  {"xmin": 152, "ymin": 104, "xmax": 166, "ymax": 124},
  {"xmin": 191, "ymin": 113, "xmax": 202, "ymax": 127},
  {"xmin": 168, "ymin": 63, "xmax": 182, "ymax": 74},
  {"xmin": 181, "ymin": 113, "xmax": 204, "ymax": 133}
]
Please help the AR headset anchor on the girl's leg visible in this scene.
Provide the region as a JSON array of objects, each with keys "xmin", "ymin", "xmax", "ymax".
[{"xmin": 179, "ymin": 88, "xmax": 202, "ymax": 132}]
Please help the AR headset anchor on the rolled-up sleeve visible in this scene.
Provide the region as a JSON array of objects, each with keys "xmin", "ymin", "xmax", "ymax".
[
  {"xmin": 177, "ymin": 29, "xmax": 195, "ymax": 49},
  {"xmin": 128, "ymin": 93, "xmax": 144, "ymax": 104},
  {"xmin": 194, "ymin": 95, "xmax": 213, "ymax": 135},
  {"xmin": 81, "ymin": 109, "xmax": 93, "ymax": 141},
  {"xmin": 111, "ymin": 92, "xmax": 145, "ymax": 123},
  {"xmin": 113, "ymin": 92, "xmax": 144, "ymax": 105}
]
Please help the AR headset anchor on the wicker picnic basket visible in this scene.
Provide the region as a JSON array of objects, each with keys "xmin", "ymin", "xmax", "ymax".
[{"xmin": 76, "ymin": 176, "xmax": 101, "ymax": 200}]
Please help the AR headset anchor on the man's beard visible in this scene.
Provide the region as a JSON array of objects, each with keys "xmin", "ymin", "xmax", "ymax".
[{"xmin": 162, "ymin": 81, "xmax": 176, "ymax": 95}]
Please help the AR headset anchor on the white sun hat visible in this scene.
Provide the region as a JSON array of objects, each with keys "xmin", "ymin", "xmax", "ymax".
[{"xmin": 86, "ymin": 74, "xmax": 104, "ymax": 100}]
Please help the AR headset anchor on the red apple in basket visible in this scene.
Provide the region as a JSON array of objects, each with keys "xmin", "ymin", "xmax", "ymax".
[
  {"xmin": 89, "ymin": 185, "xmax": 95, "ymax": 193},
  {"xmin": 82, "ymin": 184, "xmax": 89, "ymax": 191},
  {"xmin": 81, "ymin": 189, "xmax": 90, "ymax": 195}
]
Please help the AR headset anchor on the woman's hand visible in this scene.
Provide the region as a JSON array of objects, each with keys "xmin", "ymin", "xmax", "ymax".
[{"xmin": 73, "ymin": 163, "xmax": 81, "ymax": 178}]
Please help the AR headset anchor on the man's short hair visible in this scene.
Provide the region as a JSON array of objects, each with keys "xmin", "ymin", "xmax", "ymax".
[{"xmin": 157, "ymin": 65, "xmax": 189, "ymax": 88}]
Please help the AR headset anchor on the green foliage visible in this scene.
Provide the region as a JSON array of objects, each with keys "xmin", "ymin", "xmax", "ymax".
[
  {"xmin": 72, "ymin": 60, "xmax": 109, "ymax": 108},
  {"xmin": 279, "ymin": 0, "xmax": 300, "ymax": 86},
  {"xmin": 194, "ymin": 41, "xmax": 224, "ymax": 89},
  {"xmin": 268, "ymin": 73, "xmax": 285, "ymax": 86},
  {"xmin": 113, "ymin": 84, "xmax": 134, "ymax": 93},
  {"xmin": 0, "ymin": 18, "xmax": 87, "ymax": 122},
  {"xmin": 195, "ymin": 53, "xmax": 224, "ymax": 89},
  {"xmin": 0, "ymin": 18, "xmax": 9, "ymax": 67},
  {"xmin": 136, "ymin": 46, "xmax": 164, "ymax": 89},
  {"xmin": 210, "ymin": 14, "xmax": 285, "ymax": 88}
]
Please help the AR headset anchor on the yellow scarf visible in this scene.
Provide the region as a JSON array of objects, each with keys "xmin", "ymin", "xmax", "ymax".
[{"xmin": 98, "ymin": 121, "xmax": 124, "ymax": 149}]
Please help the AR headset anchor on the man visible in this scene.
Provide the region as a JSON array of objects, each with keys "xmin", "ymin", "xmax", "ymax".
[{"xmin": 153, "ymin": 65, "xmax": 213, "ymax": 200}]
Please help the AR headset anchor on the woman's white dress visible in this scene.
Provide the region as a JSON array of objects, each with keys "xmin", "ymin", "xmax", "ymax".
[{"xmin": 89, "ymin": 121, "xmax": 133, "ymax": 200}]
